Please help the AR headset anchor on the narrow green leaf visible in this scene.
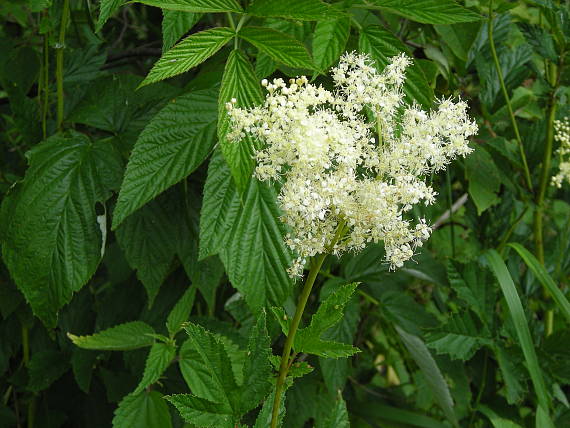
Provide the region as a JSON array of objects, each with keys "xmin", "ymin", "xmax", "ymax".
[
  {"xmin": 97, "ymin": 0, "xmax": 126, "ymax": 32},
  {"xmin": 113, "ymin": 391, "xmax": 172, "ymax": 428},
  {"xmin": 246, "ymin": 0, "xmax": 344, "ymax": 21},
  {"xmin": 134, "ymin": 0, "xmax": 243, "ymax": 13},
  {"xmin": 112, "ymin": 88, "xmax": 218, "ymax": 229},
  {"xmin": 364, "ymin": 0, "xmax": 482, "ymax": 25},
  {"xmin": 238, "ymin": 26, "xmax": 314, "ymax": 70},
  {"xmin": 166, "ymin": 286, "xmax": 197, "ymax": 336},
  {"xmin": 198, "ymin": 149, "xmax": 241, "ymax": 260},
  {"xmin": 0, "ymin": 131, "xmax": 122, "ymax": 327},
  {"xmin": 396, "ymin": 325, "xmax": 458, "ymax": 427},
  {"xmin": 312, "ymin": 17, "xmax": 350, "ymax": 72},
  {"xmin": 359, "ymin": 26, "xmax": 433, "ymax": 108},
  {"xmin": 162, "ymin": 10, "xmax": 202, "ymax": 52},
  {"xmin": 68, "ymin": 321, "xmax": 155, "ymax": 351},
  {"xmin": 220, "ymin": 180, "xmax": 293, "ymax": 311},
  {"xmin": 141, "ymin": 27, "xmax": 234, "ymax": 86},
  {"xmin": 485, "ymin": 250, "xmax": 552, "ymax": 415},
  {"xmin": 165, "ymin": 395, "xmax": 234, "ymax": 428},
  {"xmin": 508, "ymin": 243, "xmax": 570, "ymax": 323},
  {"xmin": 134, "ymin": 342, "xmax": 176, "ymax": 393},
  {"xmin": 219, "ymin": 49, "xmax": 263, "ymax": 192}
]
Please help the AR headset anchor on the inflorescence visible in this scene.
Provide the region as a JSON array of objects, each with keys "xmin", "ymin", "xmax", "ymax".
[
  {"xmin": 552, "ymin": 117, "xmax": 570, "ymax": 188},
  {"xmin": 226, "ymin": 52, "xmax": 478, "ymax": 277}
]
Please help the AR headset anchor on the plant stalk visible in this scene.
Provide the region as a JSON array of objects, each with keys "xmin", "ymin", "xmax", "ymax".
[
  {"xmin": 56, "ymin": 0, "xmax": 70, "ymax": 130},
  {"xmin": 488, "ymin": 0, "xmax": 533, "ymax": 191}
]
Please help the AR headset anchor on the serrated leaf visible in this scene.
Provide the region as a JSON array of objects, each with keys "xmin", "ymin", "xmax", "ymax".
[
  {"xmin": 142, "ymin": 27, "xmax": 234, "ymax": 86},
  {"xmin": 0, "ymin": 131, "xmax": 122, "ymax": 327},
  {"xmin": 364, "ymin": 0, "xmax": 482, "ymax": 24},
  {"xmin": 312, "ymin": 17, "xmax": 350, "ymax": 72},
  {"xmin": 68, "ymin": 321, "xmax": 155, "ymax": 351},
  {"xmin": 135, "ymin": 0, "xmax": 242, "ymax": 13},
  {"xmin": 162, "ymin": 10, "xmax": 202, "ymax": 52},
  {"xmin": 239, "ymin": 310, "xmax": 272, "ymax": 414},
  {"xmin": 493, "ymin": 344, "xmax": 527, "ymax": 404},
  {"xmin": 166, "ymin": 286, "xmax": 197, "ymax": 336},
  {"xmin": 396, "ymin": 326, "xmax": 458, "ymax": 427},
  {"xmin": 198, "ymin": 149, "xmax": 241, "ymax": 260},
  {"xmin": 465, "ymin": 145, "xmax": 502, "ymax": 215},
  {"xmin": 359, "ymin": 26, "xmax": 433, "ymax": 108},
  {"xmin": 27, "ymin": 350, "xmax": 69, "ymax": 392},
  {"xmin": 134, "ymin": 342, "xmax": 176, "ymax": 394},
  {"xmin": 246, "ymin": 0, "xmax": 344, "ymax": 21},
  {"xmin": 113, "ymin": 391, "xmax": 172, "ymax": 428},
  {"xmin": 320, "ymin": 396, "xmax": 349, "ymax": 428},
  {"xmin": 253, "ymin": 387, "xmax": 287, "ymax": 428},
  {"xmin": 219, "ymin": 49, "xmax": 264, "ymax": 192},
  {"xmin": 255, "ymin": 51, "xmax": 277, "ymax": 79},
  {"xmin": 166, "ymin": 394, "xmax": 234, "ymax": 428},
  {"xmin": 112, "ymin": 88, "xmax": 218, "ymax": 228},
  {"xmin": 517, "ymin": 23, "xmax": 558, "ymax": 62},
  {"xmin": 97, "ymin": 0, "xmax": 126, "ymax": 32},
  {"xmin": 238, "ymin": 26, "xmax": 314, "ymax": 70},
  {"xmin": 220, "ymin": 180, "xmax": 293, "ymax": 311},
  {"xmin": 426, "ymin": 312, "xmax": 492, "ymax": 360}
]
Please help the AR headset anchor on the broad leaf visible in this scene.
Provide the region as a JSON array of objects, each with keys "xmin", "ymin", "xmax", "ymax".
[
  {"xmin": 135, "ymin": 0, "xmax": 242, "ymax": 13},
  {"xmin": 246, "ymin": 0, "xmax": 344, "ymax": 21},
  {"xmin": 359, "ymin": 26, "xmax": 433, "ymax": 108},
  {"xmin": 142, "ymin": 27, "xmax": 234, "ymax": 86},
  {"xmin": 0, "ymin": 131, "xmax": 122, "ymax": 327},
  {"xmin": 134, "ymin": 342, "xmax": 176, "ymax": 393},
  {"xmin": 253, "ymin": 387, "xmax": 287, "ymax": 428},
  {"xmin": 68, "ymin": 321, "xmax": 155, "ymax": 351},
  {"xmin": 97, "ymin": 0, "xmax": 126, "ymax": 32},
  {"xmin": 320, "ymin": 396, "xmax": 350, "ymax": 428},
  {"xmin": 220, "ymin": 180, "xmax": 293, "ymax": 311},
  {"xmin": 238, "ymin": 27, "xmax": 314, "ymax": 70},
  {"xmin": 112, "ymin": 88, "xmax": 218, "ymax": 228},
  {"xmin": 364, "ymin": 0, "xmax": 482, "ymax": 24},
  {"xmin": 165, "ymin": 395, "xmax": 234, "ymax": 428},
  {"xmin": 28, "ymin": 350, "xmax": 69, "ymax": 392},
  {"xmin": 162, "ymin": 10, "xmax": 202, "ymax": 52},
  {"xmin": 219, "ymin": 49, "xmax": 264, "ymax": 192},
  {"xmin": 465, "ymin": 145, "xmax": 502, "ymax": 215},
  {"xmin": 166, "ymin": 286, "xmax": 197, "ymax": 336},
  {"xmin": 113, "ymin": 391, "xmax": 172, "ymax": 428},
  {"xmin": 312, "ymin": 17, "xmax": 350, "ymax": 72}
]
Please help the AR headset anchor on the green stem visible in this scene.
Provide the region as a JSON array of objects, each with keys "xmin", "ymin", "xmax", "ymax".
[
  {"xmin": 56, "ymin": 0, "xmax": 69, "ymax": 131},
  {"xmin": 446, "ymin": 171, "xmax": 455, "ymax": 258},
  {"xmin": 41, "ymin": 30, "xmax": 49, "ymax": 139},
  {"xmin": 488, "ymin": 0, "xmax": 533, "ymax": 191}
]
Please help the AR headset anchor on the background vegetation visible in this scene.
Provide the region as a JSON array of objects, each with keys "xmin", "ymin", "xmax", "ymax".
[{"xmin": 1, "ymin": 0, "xmax": 569, "ymax": 427}]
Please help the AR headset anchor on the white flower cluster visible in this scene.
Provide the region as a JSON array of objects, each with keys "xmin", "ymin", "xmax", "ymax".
[
  {"xmin": 226, "ymin": 52, "xmax": 478, "ymax": 277},
  {"xmin": 552, "ymin": 117, "xmax": 570, "ymax": 188}
]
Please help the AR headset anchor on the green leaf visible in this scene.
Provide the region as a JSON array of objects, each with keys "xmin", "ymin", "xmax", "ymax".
[
  {"xmin": 220, "ymin": 180, "xmax": 293, "ymax": 311},
  {"xmin": 112, "ymin": 88, "xmax": 218, "ymax": 229},
  {"xmin": 493, "ymin": 344, "xmax": 527, "ymax": 404},
  {"xmin": 246, "ymin": 0, "xmax": 344, "ymax": 21},
  {"xmin": 364, "ymin": 0, "xmax": 482, "ymax": 25},
  {"xmin": 27, "ymin": 350, "xmax": 69, "ymax": 392},
  {"xmin": 359, "ymin": 26, "xmax": 433, "ymax": 108},
  {"xmin": 465, "ymin": 145, "xmax": 502, "ymax": 215},
  {"xmin": 166, "ymin": 394, "xmax": 234, "ymax": 428},
  {"xmin": 0, "ymin": 132, "xmax": 122, "ymax": 327},
  {"xmin": 141, "ymin": 27, "xmax": 234, "ymax": 86},
  {"xmin": 68, "ymin": 321, "xmax": 155, "ymax": 351},
  {"xmin": 478, "ymin": 404, "xmax": 524, "ymax": 428},
  {"xmin": 162, "ymin": 10, "xmax": 202, "ymax": 52},
  {"xmin": 219, "ymin": 50, "xmax": 264, "ymax": 192},
  {"xmin": 134, "ymin": 342, "xmax": 176, "ymax": 394},
  {"xmin": 198, "ymin": 149, "xmax": 241, "ymax": 260},
  {"xmin": 134, "ymin": 0, "xmax": 243, "ymax": 13},
  {"xmin": 113, "ymin": 391, "xmax": 172, "ymax": 428},
  {"xmin": 508, "ymin": 243, "xmax": 570, "ymax": 323},
  {"xmin": 396, "ymin": 326, "xmax": 458, "ymax": 427},
  {"xmin": 238, "ymin": 27, "xmax": 314, "ymax": 70},
  {"xmin": 320, "ymin": 395, "xmax": 349, "ymax": 428},
  {"xmin": 97, "ymin": 0, "xmax": 126, "ymax": 32},
  {"xmin": 71, "ymin": 349, "xmax": 97, "ymax": 393},
  {"xmin": 253, "ymin": 387, "xmax": 287, "ymax": 428},
  {"xmin": 166, "ymin": 286, "xmax": 197, "ymax": 336},
  {"xmin": 485, "ymin": 250, "xmax": 552, "ymax": 415},
  {"xmin": 295, "ymin": 283, "xmax": 360, "ymax": 358},
  {"xmin": 518, "ymin": 23, "xmax": 558, "ymax": 62},
  {"xmin": 312, "ymin": 17, "xmax": 350, "ymax": 72},
  {"xmin": 239, "ymin": 310, "xmax": 272, "ymax": 414},
  {"xmin": 426, "ymin": 312, "xmax": 492, "ymax": 361}
]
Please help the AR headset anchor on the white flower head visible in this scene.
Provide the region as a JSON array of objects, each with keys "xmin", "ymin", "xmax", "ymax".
[
  {"xmin": 227, "ymin": 52, "xmax": 478, "ymax": 276},
  {"xmin": 552, "ymin": 117, "xmax": 570, "ymax": 188}
]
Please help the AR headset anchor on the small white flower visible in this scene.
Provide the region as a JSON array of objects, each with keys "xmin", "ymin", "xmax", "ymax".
[{"xmin": 552, "ymin": 117, "xmax": 570, "ymax": 188}]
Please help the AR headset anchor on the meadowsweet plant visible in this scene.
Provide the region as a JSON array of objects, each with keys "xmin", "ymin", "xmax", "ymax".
[
  {"xmin": 227, "ymin": 53, "xmax": 478, "ymax": 276},
  {"xmin": 552, "ymin": 117, "xmax": 570, "ymax": 188}
]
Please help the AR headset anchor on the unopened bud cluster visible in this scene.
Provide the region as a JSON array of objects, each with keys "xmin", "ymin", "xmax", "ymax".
[
  {"xmin": 226, "ymin": 52, "xmax": 478, "ymax": 277},
  {"xmin": 552, "ymin": 117, "xmax": 570, "ymax": 188}
]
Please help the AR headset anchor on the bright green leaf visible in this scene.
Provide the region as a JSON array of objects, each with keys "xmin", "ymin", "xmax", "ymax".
[
  {"xmin": 246, "ymin": 0, "xmax": 344, "ymax": 21},
  {"xmin": 134, "ymin": 342, "xmax": 176, "ymax": 394},
  {"xmin": 166, "ymin": 394, "xmax": 234, "ymax": 428},
  {"xmin": 134, "ymin": 0, "xmax": 242, "ymax": 13},
  {"xmin": 97, "ymin": 0, "xmax": 126, "ymax": 32},
  {"xmin": 113, "ymin": 391, "xmax": 172, "ymax": 428},
  {"xmin": 68, "ymin": 321, "xmax": 155, "ymax": 351},
  {"xmin": 312, "ymin": 17, "xmax": 350, "ymax": 72},
  {"xmin": 465, "ymin": 145, "xmax": 502, "ymax": 215},
  {"xmin": 364, "ymin": 0, "xmax": 482, "ymax": 24},
  {"xmin": 162, "ymin": 10, "xmax": 202, "ymax": 52},
  {"xmin": 166, "ymin": 286, "xmax": 197, "ymax": 336}
]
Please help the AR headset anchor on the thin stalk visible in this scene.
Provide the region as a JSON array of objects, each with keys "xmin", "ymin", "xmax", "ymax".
[
  {"xmin": 56, "ymin": 0, "xmax": 70, "ymax": 130},
  {"xmin": 41, "ymin": 31, "xmax": 49, "ymax": 139},
  {"xmin": 488, "ymin": 0, "xmax": 533, "ymax": 191},
  {"xmin": 446, "ymin": 171, "xmax": 455, "ymax": 258},
  {"xmin": 270, "ymin": 221, "xmax": 346, "ymax": 428}
]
